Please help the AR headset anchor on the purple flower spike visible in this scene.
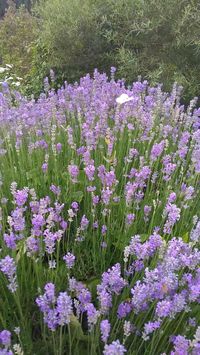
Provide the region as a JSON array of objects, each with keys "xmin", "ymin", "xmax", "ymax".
[
  {"xmin": 100, "ymin": 319, "xmax": 111, "ymax": 343},
  {"xmin": 63, "ymin": 253, "xmax": 76, "ymax": 269},
  {"xmin": 103, "ymin": 340, "xmax": 127, "ymax": 354}
]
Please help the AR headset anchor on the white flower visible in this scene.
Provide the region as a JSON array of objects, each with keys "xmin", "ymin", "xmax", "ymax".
[
  {"xmin": 0, "ymin": 67, "xmax": 8, "ymax": 74},
  {"xmin": 49, "ymin": 260, "xmax": 56, "ymax": 269},
  {"xmin": 13, "ymin": 343, "xmax": 24, "ymax": 355},
  {"xmin": 123, "ymin": 320, "xmax": 132, "ymax": 338},
  {"xmin": 124, "ymin": 246, "xmax": 130, "ymax": 263},
  {"xmin": 14, "ymin": 327, "xmax": 20, "ymax": 335},
  {"xmin": 6, "ymin": 64, "xmax": 13, "ymax": 68},
  {"xmin": 116, "ymin": 93, "xmax": 134, "ymax": 105},
  {"xmin": 194, "ymin": 326, "xmax": 200, "ymax": 342},
  {"xmin": 68, "ymin": 209, "xmax": 75, "ymax": 219},
  {"xmin": 14, "ymin": 82, "xmax": 21, "ymax": 87}
]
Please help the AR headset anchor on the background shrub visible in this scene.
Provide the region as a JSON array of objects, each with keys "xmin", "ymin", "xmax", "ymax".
[
  {"xmin": 0, "ymin": 1, "xmax": 41, "ymax": 94},
  {"xmin": 1, "ymin": 0, "xmax": 200, "ymax": 102},
  {"xmin": 101, "ymin": 0, "xmax": 200, "ymax": 101},
  {"xmin": 34, "ymin": 0, "xmax": 111, "ymax": 84},
  {"xmin": 34, "ymin": 0, "xmax": 200, "ymax": 101}
]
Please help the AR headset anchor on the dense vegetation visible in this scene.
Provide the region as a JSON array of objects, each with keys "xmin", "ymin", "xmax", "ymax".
[
  {"xmin": 0, "ymin": 1, "xmax": 200, "ymax": 354},
  {"xmin": 1, "ymin": 0, "xmax": 200, "ymax": 101},
  {"xmin": 0, "ymin": 70, "xmax": 200, "ymax": 354},
  {"xmin": 0, "ymin": 0, "xmax": 32, "ymax": 17}
]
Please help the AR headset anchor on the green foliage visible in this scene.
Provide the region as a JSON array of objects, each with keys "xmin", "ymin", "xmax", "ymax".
[
  {"xmin": 1, "ymin": 0, "xmax": 200, "ymax": 100},
  {"xmin": 0, "ymin": 63, "xmax": 22, "ymax": 90},
  {"xmin": 34, "ymin": 0, "xmax": 111, "ymax": 83},
  {"xmin": 0, "ymin": 1, "xmax": 38, "ymax": 92},
  {"xmin": 35, "ymin": 0, "xmax": 200, "ymax": 101},
  {"xmin": 24, "ymin": 38, "xmax": 50, "ymax": 97},
  {"xmin": 98, "ymin": 0, "xmax": 200, "ymax": 101}
]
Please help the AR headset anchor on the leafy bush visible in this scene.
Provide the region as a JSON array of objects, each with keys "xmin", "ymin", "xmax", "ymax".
[
  {"xmin": 35, "ymin": 0, "xmax": 111, "ymax": 84},
  {"xmin": 1, "ymin": 0, "xmax": 200, "ymax": 101},
  {"xmin": 36, "ymin": 0, "xmax": 200, "ymax": 101},
  {"xmin": 0, "ymin": 64, "xmax": 22, "ymax": 89},
  {"xmin": 0, "ymin": 1, "xmax": 39, "ymax": 93},
  {"xmin": 101, "ymin": 0, "xmax": 200, "ymax": 101}
]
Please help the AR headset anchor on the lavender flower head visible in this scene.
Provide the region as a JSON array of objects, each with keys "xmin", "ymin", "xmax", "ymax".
[
  {"xmin": 0, "ymin": 330, "xmax": 11, "ymax": 347},
  {"xmin": 14, "ymin": 188, "xmax": 29, "ymax": 206},
  {"xmin": 63, "ymin": 253, "xmax": 76, "ymax": 269},
  {"xmin": 170, "ymin": 335, "xmax": 189, "ymax": 355},
  {"xmin": 80, "ymin": 215, "xmax": 89, "ymax": 231},
  {"xmin": 68, "ymin": 164, "xmax": 79, "ymax": 183},
  {"xmin": 103, "ymin": 340, "xmax": 127, "ymax": 354},
  {"xmin": 50, "ymin": 184, "xmax": 61, "ymax": 196},
  {"xmin": 126, "ymin": 213, "xmax": 135, "ymax": 225},
  {"xmin": 100, "ymin": 320, "xmax": 111, "ymax": 343},
  {"xmin": 84, "ymin": 164, "xmax": 95, "ymax": 181},
  {"xmin": 0, "ymin": 256, "xmax": 18, "ymax": 292},
  {"xmin": 36, "ymin": 283, "xmax": 72, "ymax": 331}
]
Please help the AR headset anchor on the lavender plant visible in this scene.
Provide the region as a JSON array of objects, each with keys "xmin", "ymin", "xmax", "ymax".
[{"xmin": 0, "ymin": 69, "xmax": 200, "ymax": 354}]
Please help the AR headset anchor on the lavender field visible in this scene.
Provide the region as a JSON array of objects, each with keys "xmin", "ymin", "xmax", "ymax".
[{"xmin": 0, "ymin": 69, "xmax": 200, "ymax": 354}]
